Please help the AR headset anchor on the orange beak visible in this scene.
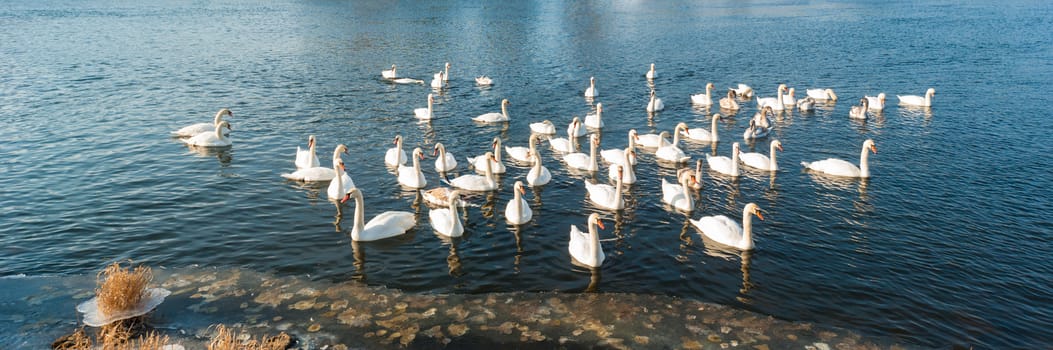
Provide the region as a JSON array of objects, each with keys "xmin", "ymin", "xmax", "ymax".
[
  {"xmin": 518, "ymin": 186, "xmax": 526, "ymax": 195},
  {"xmin": 596, "ymin": 219, "xmax": 605, "ymax": 230},
  {"xmin": 755, "ymin": 211, "xmax": 765, "ymax": 221},
  {"xmin": 871, "ymin": 145, "xmax": 878, "ymax": 154},
  {"xmin": 776, "ymin": 144, "xmax": 784, "ymax": 152},
  {"xmin": 432, "ymin": 147, "xmax": 439, "ymax": 156},
  {"xmin": 340, "ymin": 193, "xmax": 351, "ymax": 203}
]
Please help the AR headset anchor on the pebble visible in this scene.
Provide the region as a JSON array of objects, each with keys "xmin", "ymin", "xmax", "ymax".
[
  {"xmin": 308, "ymin": 323, "xmax": 321, "ymax": 332},
  {"xmin": 448, "ymin": 323, "xmax": 468, "ymax": 337}
]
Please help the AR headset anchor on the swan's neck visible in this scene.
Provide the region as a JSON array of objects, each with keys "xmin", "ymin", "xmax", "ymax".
[
  {"xmin": 501, "ymin": 103, "xmax": 508, "ymax": 118},
  {"xmin": 740, "ymin": 209, "xmax": 754, "ymax": 249},
  {"xmin": 427, "ymin": 97, "xmax": 433, "ymax": 113},
  {"xmin": 351, "ymin": 192, "xmax": 365, "ymax": 240},
  {"xmin": 512, "ymin": 188, "xmax": 523, "ymax": 217},
  {"xmin": 769, "ymin": 143, "xmax": 779, "ymax": 170},
  {"xmin": 731, "ymin": 146, "xmax": 740, "ymax": 175},
  {"xmin": 672, "ymin": 129, "xmax": 681, "ymax": 145},
  {"xmin": 711, "ymin": 117, "xmax": 719, "ymax": 140},
  {"xmin": 588, "ymin": 138, "xmax": 598, "ymax": 171},
  {"xmin": 695, "ymin": 160, "xmax": 703, "ymax": 180},
  {"xmin": 493, "ymin": 141, "xmax": 502, "ymax": 162},
  {"xmin": 484, "ymin": 159, "xmax": 495, "ymax": 186},
  {"xmin": 614, "ymin": 170, "xmax": 624, "ymax": 208},
  {"xmin": 860, "ymin": 146, "xmax": 871, "ymax": 178},
  {"xmin": 438, "ymin": 146, "xmax": 447, "ymax": 170},
  {"xmin": 448, "ymin": 197, "xmax": 462, "ymax": 233},
  {"xmin": 214, "ymin": 124, "xmax": 226, "ymax": 140},
  {"xmin": 411, "ymin": 153, "xmax": 422, "ymax": 179},
  {"xmin": 680, "ymin": 176, "xmax": 693, "ymax": 203},
  {"xmin": 213, "ymin": 111, "xmax": 226, "ymax": 125},
  {"xmin": 395, "ymin": 139, "xmax": 403, "ymax": 165},
  {"xmin": 706, "ymin": 85, "xmax": 712, "ymax": 99},
  {"xmin": 528, "ymin": 137, "xmax": 537, "ymax": 156},
  {"xmin": 628, "ymin": 134, "xmax": 636, "ymax": 150},
  {"xmin": 333, "ymin": 158, "xmax": 344, "ymax": 189},
  {"xmin": 588, "ymin": 220, "xmax": 601, "ymax": 261}
]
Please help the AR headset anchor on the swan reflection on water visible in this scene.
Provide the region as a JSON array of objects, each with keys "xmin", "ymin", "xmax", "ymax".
[{"xmin": 185, "ymin": 144, "xmax": 233, "ymax": 165}]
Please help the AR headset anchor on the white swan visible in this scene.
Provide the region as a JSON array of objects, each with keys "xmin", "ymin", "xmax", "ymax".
[
  {"xmin": 564, "ymin": 134, "xmax": 600, "ymax": 172},
  {"xmin": 756, "ymin": 84, "xmax": 787, "ymax": 111},
  {"xmin": 397, "ymin": 147, "xmax": 427, "ymax": 189},
  {"xmin": 526, "ymin": 151, "xmax": 552, "ymax": 187},
  {"xmin": 636, "ymin": 129, "xmax": 669, "ymax": 149},
  {"xmin": 730, "ymin": 84, "xmax": 753, "ymax": 99},
  {"xmin": 414, "ymin": 93, "xmax": 434, "ymax": 120},
  {"xmin": 646, "ymin": 89, "xmax": 665, "ymax": 112},
  {"xmin": 897, "ymin": 88, "xmax": 935, "ymax": 107},
  {"xmin": 392, "ymin": 78, "xmax": 424, "ymax": 85},
  {"xmin": 381, "ymin": 64, "xmax": 397, "ymax": 79},
  {"xmin": 743, "ymin": 119, "xmax": 771, "ymax": 141},
  {"xmin": 433, "ymin": 142, "xmax": 457, "ymax": 172},
  {"xmin": 449, "ymin": 152, "xmax": 498, "ymax": 191},
  {"xmin": 806, "ymin": 88, "xmax": 838, "ymax": 101},
  {"xmin": 585, "ymin": 165, "xmax": 624, "ymax": 210},
  {"xmin": 385, "ymin": 135, "xmax": 408, "ymax": 167},
  {"xmin": 505, "ymin": 134, "xmax": 538, "ymax": 164},
  {"xmin": 645, "ymin": 63, "xmax": 656, "ymax": 80},
  {"xmin": 468, "ymin": 137, "xmax": 507, "ymax": 174},
  {"xmin": 441, "ymin": 62, "xmax": 450, "ymax": 83},
  {"xmin": 683, "ymin": 159, "xmax": 704, "ymax": 190},
  {"xmin": 608, "ymin": 149, "xmax": 637, "ymax": 185},
  {"xmin": 801, "ymin": 139, "xmax": 877, "ymax": 178},
  {"xmin": 569, "ymin": 213, "xmax": 606, "ymax": 268},
  {"xmin": 429, "ymin": 190, "xmax": 464, "ymax": 237},
  {"xmin": 751, "ymin": 106, "xmax": 774, "ymax": 129},
  {"xmin": 183, "ymin": 121, "xmax": 232, "ymax": 147},
  {"xmin": 864, "ymin": 93, "xmax": 886, "ymax": 111},
  {"xmin": 691, "ymin": 83, "xmax": 715, "ymax": 106},
  {"xmin": 662, "ymin": 170, "xmax": 697, "ymax": 212},
  {"xmin": 294, "ymin": 135, "xmax": 320, "ymax": 170},
  {"xmin": 781, "ymin": 87, "xmax": 797, "ymax": 106},
  {"xmin": 678, "ymin": 115, "xmax": 720, "ymax": 143},
  {"xmin": 796, "ymin": 97, "xmax": 816, "ymax": 111},
  {"xmin": 849, "ymin": 98, "xmax": 869, "ymax": 120},
  {"xmin": 549, "ymin": 119, "xmax": 580, "ymax": 153},
  {"xmin": 172, "ymin": 108, "xmax": 233, "ymax": 137},
  {"xmin": 656, "ymin": 131, "xmax": 689, "ymax": 163},
  {"xmin": 472, "ymin": 99, "xmax": 510, "ymax": 123},
  {"xmin": 504, "ymin": 181, "xmax": 533, "ymax": 225},
  {"xmin": 740, "ymin": 139, "xmax": 782, "ymax": 171},
  {"xmin": 584, "ymin": 103, "xmax": 604, "ymax": 129},
  {"xmin": 421, "ymin": 187, "xmax": 468, "ymax": 208},
  {"xmin": 530, "ymin": 120, "xmax": 556, "ymax": 134},
  {"xmin": 475, "ymin": 76, "xmax": 493, "ymax": 86},
  {"xmin": 568, "ymin": 116, "xmax": 588, "ymax": 137},
  {"xmin": 719, "ymin": 90, "xmax": 740, "ymax": 110},
  {"xmin": 584, "ymin": 76, "xmax": 598, "ymax": 98},
  {"xmin": 430, "ymin": 70, "xmax": 445, "ymax": 89},
  {"xmin": 601, "ymin": 130, "xmax": 638, "ymax": 166},
  {"xmin": 327, "ymin": 145, "xmax": 355, "ymax": 200},
  {"xmin": 282, "ymin": 143, "xmax": 344, "ymax": 182},
  {"xmin": 690, "ymin": 203, "xmax": 764, "ymax": 250},
  {"xmin": 342, "ymin": 188, "xmax": 415, "ymax": 242},
  {"xmin": 706, "ymin": 142, "xmax": 741, "ymax": 177}
]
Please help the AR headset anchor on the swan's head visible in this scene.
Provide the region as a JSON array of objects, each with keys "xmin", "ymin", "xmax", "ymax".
[
  {"xmin": 675, "ymin": 122, "xmax": 689, "ymax": 133},
  {"xmin": 448, "ymin": 190, "xmax": 461, "ymax": 206},
  {"xmin": 336, "ymin": 144, "xmax": 349, "ymax": 154},
  {"xmin": 778, "ymin": 84, "xmax": 787, "ymax": 92},
  {"xmin": 218, "ymin": 121, "xmax": 232, "ymax": 131},
  {"xmin": 502, "ymin": 99, "xmax": 510, "ymax": 107},
  {"xmin": 542, "ymin": 120, "xmax": 553, "ymax": 126},
  {"xmin": 658, "ymin": 131, "xmax": 670, "ymax": 140},
  {"xmin": 427, "ymin": 93, "xmax": 434, "ymax": 102},
  {"xmin": 706, "ymin": 82, "xmax": 715, "ymax": 90},
  {"xmin": 444, "ymin": 62, "xmax": 450, "ymax": 69},
  {"xmin": 649, "ymin": 63, "xmax": 655, "ymax": 70},
  {"xmin": 772, "ymin": 139, "xmax": 783, "ymax": 152},
  {"xmin": 629, "ymin": 129, "xmax": 638, "ymax": 140},
  {"xmin": 412, "ymin": 147, "xmax": 424, "ymax": 160},
  {"xmin": 745, "ymin": 203, "xmax": 764, "ymax": 221},
  {"xmin": 826, "ymin": 89, "xmax": 838, "ymax": 101},
  {"xmin": 513, "ymin": 181, "xmax": 525, "ymax": 194},
  {"xmin": 432, "ymin": 143, "xmax": 443, "ymax": 156},
  {"xmin": 218, "ymin": 108, "xmax": 233, "ymax": 118},
  {"xmin": 614, "ymin": 164, "xmax": 624, "ymax": 177},
  {"xmin": 732, "ymin": 142, "xmax": 740, "ymax": 153},
  {"xmin": 596, "ymin": 103, "xmax": 602, "ymax": 112},
  {"xmin": 393, "ymin": 135, "xmax": 402, "ymax": 145},
  {"xmin": 485, "ymin": 151, "xmax": 496, "ymax": 162},
  {"xmin": 877, "ymin": 93, "xmax": 886, "ymax": 102},
  {"xmin": 588, "ymin": 213, "xmax": 606, "ymax": 230},
  {"xmin": 926, "ymin": 88, "xmax": 936, "ymax": 96},
  {"xmin": 860, "ymin": 97, "xmax": 868, "ymax": 108},
  {"xmin": 712, "ymin": 113, "xmax": 722, "ymax": 121},
  {"xmin": 341, "ymin": 187, "xmax": 360, "ymax": 204},
  {"xmin": 391, "ymin": 64, "xmax": 396, "ymax": 70},
  {"xmin": 649, "ymin": 89, "xmax": 656, "ymax": 98},
  {"xmin": 307, "ymin": 135, "xmax": 315, "ymax": 148},
  {"xmin": 863, "ymin": 139, "xmax": 877, "ymax": 154},
  {"xmin": 491, "ymin": 137, "xmax": 501, "ymax": 150},
  {"xmin": 589, "ymin": 134, "xmax": 600, "ymax": 146},
  {"xmin": 590, "ymin": 76, "xmax": 595, "ymax": 84}
]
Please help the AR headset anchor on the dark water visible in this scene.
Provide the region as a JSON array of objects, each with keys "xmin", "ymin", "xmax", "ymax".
[{"xmin": 2, "ymin": 1, "xmax": 1051, "ymax": 348}]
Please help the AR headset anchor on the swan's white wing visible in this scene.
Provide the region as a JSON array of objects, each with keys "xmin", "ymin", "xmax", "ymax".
[
  {"xmin": 739, "ymin": 152, "xmax": 770, "ymax": 170},
  {"xmin": 281, "ymin": 167, "xmax": 336, "ymax": 182},
  {"xmin": 802, "ymin": 158, "xmax": 860, "ymax": 177},
  {"xmin": 692, "ymin": 215, "xmax": 742, "ymax": 247},
  {"xmin": 706, "ymin": 154, "xmax": 734, "ymax": 175},
  {"xmin": 361, "ymin": 211, "xmax": 415, "ymax": 241}
]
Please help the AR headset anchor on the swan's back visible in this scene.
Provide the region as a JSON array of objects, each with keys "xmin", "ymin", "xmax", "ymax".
[
  {"xmin": 706, "ymin": 154, "xmax": 735, "ymax": 175},
  {"xmin": 450, "ymin": 174, "xmax": 494, "ymax": 191},
  {"xmin": 473, "ymin": 112, "xmax": 507, "ymax": 123},
  {"xmin": 361, "ymin": 211, "xmax": 415, "ymax": 241},
  {"xmin": 568, "ymin": 225, "xmax": 604, "ymax": 267},
  {"xmin": 739, "ymin": 152, "xmax": 771, "ymax": 171},
  {"xmin": 385, "ymin": 148, "xmax": 407, "ymax": 167},
  {"xmin": 281, "ymin": 167, "xmax": 336, "ymax": 182},
  {"xmin": 173, "ymin": 123, "xmax": 213, "ymax": 137},
  {"xmin": 801, "ymin": 158, "xmax": 860, "ymax": 177},
  {"xmin": 429, "ymin": 208, "xmax": 462, "ymax": 237},
  {"xmin": 505, "ymin": 198, "xmax": 532, "ymax": 225},
  {"xmin": 184, "ymin": 132, "xmax": 230, "ymax": 147},
  {"xmin": 530, "ymin": 121, "xmax": 556, "ymax": 134},
  {"xmin": 661, "ymin": 178, "xmax": 681, "ymax": 203},
  {"xmin": 691, "ymin": 215, "xmax": 742, "ymax": 247}
]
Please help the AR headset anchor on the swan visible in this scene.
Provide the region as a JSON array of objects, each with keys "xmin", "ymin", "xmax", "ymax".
[
  {"xmin": 743, "ymin": 119, "xmax": 771, "ymax": 141},
  {"xmin": 636, "ymin": 129, "xmax": 669, "ymax": 149},
  {"xmin": 864, "ymin": 93, "xmax": 886, "ymax": 111},
  {"xmin": 449, "ymin": 152, "xmax": 498, "ymax": 191},
  {"xmin": 781, "ymin": 87, "xmax": 797, "ymax": 106},
  {"xmin": 505, "ymin": 134, "xmax": 538, "ymax": 164},
  {"xmin": 568, "ymin": 116, "xmax": 588, "ymax": 137},
  {"xmin": 468, "ymin": 137, "xmax": 507, "ymax": 174},
  {"xmin": 327, "ymin": 145, "xmax": 355, "ymax": 200},
  {"xmin": 504, "ymin": 181, "xmax": 533, "ymax": 225},
  {"xmin": 801, "ymin": 139, "xmax": 877, "ymax": 178},
  {"xmin": 601, "ymin": 129, "xmax": 638, "ymax": 166},
  {"xmin": 294, "ymin": 135, "xmax": 320, "ymax": 170},
  {"xmin": 430, "ymin": 71, "xmax": 445, "ymax": 89},
  {"xmin": 740, "ymin": 139, "xmax": 782, "ymax": 171},
  {"xmin": 172, "ymin": 108, "xmax": 233, "ymax": 137},
  {"xmin": 341, "ymin": 188, "xmax": 415, "ymax": 242},
  {"xmin": 756, "ymin": 84, "xmax": 787, "ymax": 111},
  {"xmin": 526, "ymin": 151, "xmax": 552, "ymax": 187},
  {"xmin": 441, "ymin": 62, "xmax": 450, "ymax": 83},
  {"xmin": 429, "ymin": 190, "xmax": 464, "ymax": 237},
  {"xmin": 385, "ymin": 135, "xmax": 408, "ymax": 167},
  {"xmin": 655, "ymin": 131, "xmax": 689, "ymax": 163},
  {"xmin": 433, "ymin": 142, "xmax": 457, "ymax": 172},
  {"xmin": 584, "ymin": 76, "xmax": 598, "ymax": 98},
  {"xmin": 646, "ymin": 89, "xmax": 665, "ymax": 112},
  {"xmin": 730, "ymin": 84, "xmax": 753, "ymax": 99},
  {"xmin": 682, "ymin": 159, "xmax": 704, "ymax": 190},
  {"xmin": 585, "ymin": 165, "xmax": 624, "ymax": 210},
  {"xmin": 564, "ymin": 134, "xmax": 600, "ymax": 172},
  {"xmin": 421, "ymin": 187, "xmax": 469, "ymax": 208},
  {"xmin": 691, "ymin": 83, "xmax": 715, "ymax": 106},
  {"xmin": 584, "ymin": 103, "xmax": 604, "ymax": 129},
  {"xmin": 897, "ymin": 88, "xmax": 935, "ymax": 107},
  {"xmin": 381, "ymin": 64, "xmax": 397, "ymax": 79},
  {"xmin": 662, "ymin": 170, "xmax": 697, "ymax": 212},
  {"xmin": 678, "ymin": 115, "xmax": 720, "ymax": 143},
  {"xmin": 645, "ymin": 63, "xmax": 656, "ymax": 80},
  {"xmin": 530, "ymin": 120, "xmax": 556, "ymax": 134},
  {"xmin": 549, "ymin": 119, "xmax": 580, "ymax": 153},
  {"xmin": 796, "ymin": 97, "xmax": 816, "ymax": 111},
  {"xmin": 608, "ymin": 149, "xmax": 637, "ymax": 185},
  {"xmin": 472, "ymin": 99, "xmax": 510, "ymax": 123},
  {"xmin": 397, "ymin": 147, "xmax": 427, "ymax": 189},
  {"xmin": 569, "ymin": 213, "xmax": 606, "ymax": 268},
  {"xmin": 706, "ymin": 142, "xmax": 741, "ymax": 177},
  {"xmin": 281, "ymin": 143, "xmax": 345, "ymax": 182},
  {"xmin": 414, "ymin": 93, "xmax": 435, "ymax": 120},
  {"xmin": 475, "ymin": 76, "xmax": 493, "ymax": 86},
  {"xmin": 806, "ymin": 88, "xmax": 838, "ymax": 101},
  {"xmin": 751, "ymin": 106, "xmax": 774, "ymax": 129},
  {"xmin": 690, "ymin": 203, "xmax": 764, "ymax": 250},
  {"xmin": 183, "ymin": 121, "xmax": 232, "ymax": 147},
  {"xmin": 719, "ymin": 90, "xmax": 740, "ymax": 110},
  {"xmin": 849, "ymin": 98, "xmax": 869, "ymax": 120},
  {"xmin": 392, "ymin": 78, "xmax": 424, "ymax": 85}
]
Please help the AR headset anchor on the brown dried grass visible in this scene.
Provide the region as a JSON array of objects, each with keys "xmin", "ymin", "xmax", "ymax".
[
  {"xmin": 51, "ymin": 327, "xmax": 91, "ymax": 350},
  {"xmin": 208, "ymin": 324, "xmax": 291, "ymax": 350},
  {"xmin": 95, "ymin": 261, "xmax": 153, "ymax": 316}
]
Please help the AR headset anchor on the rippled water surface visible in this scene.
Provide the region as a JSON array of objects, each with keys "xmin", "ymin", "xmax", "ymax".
[{"xmin": 2, "ymin": 1, "xmax": 1052, "ymax": 348}]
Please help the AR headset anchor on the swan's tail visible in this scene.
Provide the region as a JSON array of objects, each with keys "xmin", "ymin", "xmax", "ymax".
[{"xmin": 800, "ymin": 161, "xmax": 811, "ymax": 169}]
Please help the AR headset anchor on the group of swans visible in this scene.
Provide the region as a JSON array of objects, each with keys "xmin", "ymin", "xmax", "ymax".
[{"xmin": 173, "ymin": 108, "xmax": 235, "ymax": 147}]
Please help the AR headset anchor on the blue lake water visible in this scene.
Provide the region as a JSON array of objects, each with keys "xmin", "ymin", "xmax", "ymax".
[{"xmin": 2, "ymin": 1, "xmax": 1052, "ymax": 348}]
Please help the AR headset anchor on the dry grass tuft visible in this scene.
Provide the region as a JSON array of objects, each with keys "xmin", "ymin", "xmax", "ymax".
[
  {"xmin": 119, "ymin": 332, "xmax": 172, "ymax": 350},
  {"xmin": 51, "ymin": 327, "xmax": 92, "ymax": 350},
  {"xmin": 96, "ymin": 261, "xmax": 153, "ymax": 316},
  {"xmin": 208, "ymin": 324, "xmax": 292, "ymax": 350}
]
